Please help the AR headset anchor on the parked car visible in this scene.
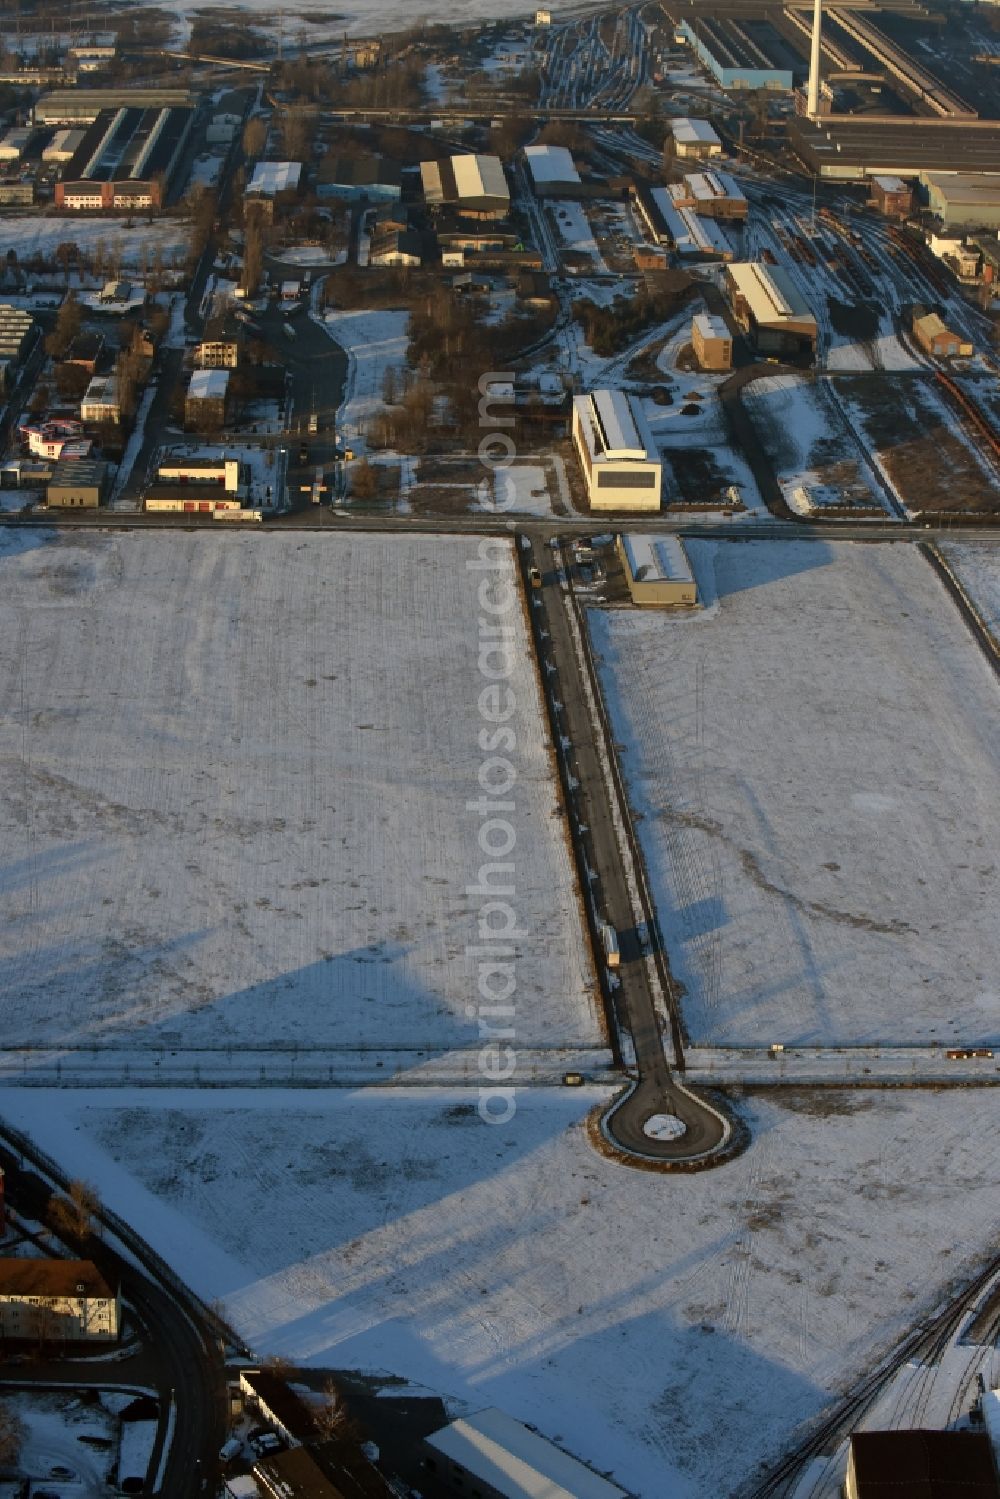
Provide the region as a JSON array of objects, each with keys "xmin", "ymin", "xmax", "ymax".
[{"xmin": 219, "ymin": 1437, "xmax": 242, "ymax": 1464}]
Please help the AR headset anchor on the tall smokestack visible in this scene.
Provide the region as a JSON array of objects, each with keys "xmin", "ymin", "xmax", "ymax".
[{"xmin": 807, "ymin": 0, "xmax": 822, "ymax": 116}]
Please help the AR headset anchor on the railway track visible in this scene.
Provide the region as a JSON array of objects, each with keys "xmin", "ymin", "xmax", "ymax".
[{"xmin": 741, "ymin": 1254, "xmax": 1000, "ymax": 1499}]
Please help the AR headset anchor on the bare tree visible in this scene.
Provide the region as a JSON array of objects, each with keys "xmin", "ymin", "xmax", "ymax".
[
  {"xmin": 312, "ymin": 1378, "xmax": 363, "ymax": 1444},
  {"xmin": 0, "ymin": 1402, "xmax": 25, "ymax": 1465},
  {"xmin": 242, "ymin": 117, "xmax": 267, "ymax": 159},
  {"xmin": 49, "ymin": 1179, "xmax": 99, "ymax": 1243},
  {"xmin": 351, "ymin": 459, "xmax": 378, "ymax": 500}
]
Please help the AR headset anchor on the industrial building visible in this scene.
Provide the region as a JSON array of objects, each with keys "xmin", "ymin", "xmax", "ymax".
[
  {"xmin": 692, "ymin": 311, "xmax": 733, "ymax": 370},
  {"xmin": 144, "ymin": 455, "xmax": 245, "ymax": 512},
  {"xmin": 845, "ymin": 1430, "xmax": 999, "ymax": 1499},
  {"xmin": 206, "ymin": 110, "xmax": 242, "ymax": 145},
  {"xmin": 923, "ymin": 172, "xmax": 1000, "ymax": 229},
  {"xmin": 46, "ymin": 457, "xmax": 108, "ymax": 509},
  {"xmin": 572, "ymin": 389, "xmax": 662, "ymax": 512},
  {"xmin": 368, "ymin": 227, "xmax": 423, "ymax": 267},
  {"xmin": 33, "ymin": 88, "xmax": 193, "ymax": 126},
  {"xmin": 524, "ymin": 143, "xmax": 582, "ymax": 196},
  {"xmin": 247, "ymin": 160, "xmax": 302, "ymax": 198},
  {"xmin": 911, "ymin": 310, "xmax": 971, "ymax": 358},
  {"xmin": 42, "ymin": 127, "xmax": 86, "ymax": 163},
  {"xmin": 790, "ymin": 117, "xmax": 1000, "ymax": 183},
  {"xmin": 0, "ymin": 1259, "xmax": 119, "ymax": 1341},
  {"xmin": 253, "ymin": 1440, "xmax": 397, "ymax": 1499},
  {"xmin": 55, "ymin": 105, "xmax": 195, "ymax": 210},
  {"xmin": 0, "ymin": 305, "xmax": 36, "ymax": 363},
  {"xmin": 725, "ymin": 262, "xmax": 817, "ymax": 356},
  {"xmin": 870, "ymin": 174, "xmax": 913, "ymax": 218},
  {"xmin": 317, "ymin": 154, "xmax": 402, "ymax": 202},
  {"xmin": 0, "ymin": 183, "xmax": 33, "ymax": 206},
  {"xmin": 631, "ymin": 185, "xmax": 734, "ymax": 260},
  {"xmin": 672, "ymin": 169, "xmax": 747, "ymax": 220},
  {"xmin": 678, "ymin": 17, "xmax": 795, "ymax": 91},
  {"xmin": 424, "ymin": 1408, "xmax": 628, "ymax": 1499},
  {"xmin": 420, "ymin": 154, "xmax": 509, "ymax": 219},
  {"xmin": 81, "ymin": 375, "xmax": 121, "ymax": 425},
  {"xmin": 617, "ymin": 534, "xmax": 697, "ymax": 608},
  {"xmin": 184, "ymin": 368, "xmax": 229, "ymax": 430},
  {"xmin": 0, "ymin": 126, "xmax": 36, "ymax": 162},
  {"xmin": 156, "ymin": 457, "xmax": 241, "ymax": 491},
  {"xmin": 670, "ymin": 117, "xmax": 722, "ymax": 159}
]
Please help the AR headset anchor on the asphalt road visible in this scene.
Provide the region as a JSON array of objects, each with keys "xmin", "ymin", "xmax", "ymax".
[{"xmin": 523, "ymin": 537, "xmax": 737, "ymax": 1167}]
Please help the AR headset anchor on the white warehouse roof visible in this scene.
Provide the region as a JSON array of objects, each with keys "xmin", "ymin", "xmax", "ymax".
[
  {"xmin": 693, "ymin": 311, "xmax": 730, "ymax": 341},
  {"xmin": 247, "ymin": 160, "xmax": 301, "ymax": 196},
  {"xmin": 421, "ymin": 154, "xmax": 509, "ymax": 207},
  {"xmin": 524, "ymin": 143, "xmax": 581, "ymax": 187},
  {"xmin": 873, "ymin": 174, "xmax": 909, "ymax": 194},
  {"xmin": 592, "ymin": 388, "xmax": 646, "ymax": 459},
  {"xmin": 188, "ymin": 368, "xmax": 230, "ymax": 400},
  {"xmin": 671, "ymin": 117, "xmax": 721, "ymax": 147},
  {"xmin": 426, "ymin": 1409, "xmax": 628, "ymax": 1499},
  {"xmin": 622, "ymin": 533, "xmax": 693, "ymax": 585},
  {"xmin": 728, "ymin": 262, "xmax": 815, "ymax": 329}
]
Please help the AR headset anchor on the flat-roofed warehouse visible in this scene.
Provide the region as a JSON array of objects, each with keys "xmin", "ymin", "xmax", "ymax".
[
  {"xmin": 46, "ymin": 457, "xmax": 107, "ymax": 509},
  {"xmin": 33, "ymin": 88, "xmax": 192, "ymax": 125},
  {"xmin": 677, "ymin": 16, "xmax": 795, "ymax": 90},
  {"xmin": 247, "ymin": 160, "xmax": 302, "ymax": 198},
  {"xmin": 617, "ymin": 534, "xmax": 697, "ymax": 607},
  {"xmin": 725, "ymin": 262, "xmax": 817, "ymax": 357},
  {"xmin": 846, "ymin": 1429, "xmax": 1000, "ymax": 1499},
  {"xmin": 672, "ymin": 169, "xmax": 747, "ymax": 220},
  {"xmin": 631, "ymin": 185, "xmax": 734, "ymax": 260},
  {"xmin": 523, "ymin": 143, "xmax": 582, "ymax": 196},
  {"xmin": 420, "ymin": 154, "xmax": 509, "ymax": 219},
  {"xmin": 54, "ymin": 105, "xmax": 194, "ymax": 210},
  {"xmin": 670, "ymin": 117, "xmax": 722, "ymax": 158},
  {"xmin": 923, "ymin": 172, "xmax": 1000, "ymax": 229},
  {"xmin": 42, "ymin": 127, "xmax": 86, "ymax": 163},
  {"xmin": 424, "ymin": 1407, "xmax": 629, "ymax": 1499},
  {"xmin": 572, "ymin": 389, "xmax": 662, "ymax": 512},
  {"xmin": 790, "ymin": 116, "xmax": 1000, "ymax": 182}
]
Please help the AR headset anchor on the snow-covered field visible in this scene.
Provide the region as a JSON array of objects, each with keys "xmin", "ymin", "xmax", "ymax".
[
  {"xmin": 741, "ymin": 375, "xmax": 885, "ymax": 515},
  {"xmin": 168, "ymin": 0, "xmax": 539, "ymax": 37},
  {"xmin": 6, "ymin": 1085, "xmax": 1000, "ymax": 1499},
  {"xmin": 0, "ymin": 531, "xmax": 597, "ymax": 1068},
  {"xmin": 0, "ymin": 218, "xmax": 188, "ymax": 267},
  {"xmin": 590, "ymin": 541, "xmax": 1000, "ymax": 1048},
  {"xmin": 318, "ymin": 309, "xmax": 409, "ymax": 453},
  {"xmin": 938, "ymin": 541, "xmax": 1000, "ymax": 648}
]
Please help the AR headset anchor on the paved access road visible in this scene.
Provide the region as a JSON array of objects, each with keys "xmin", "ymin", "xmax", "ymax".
[{"xmin": 522, "ymin": 537, "xmax": 741, "ymax": 1169}]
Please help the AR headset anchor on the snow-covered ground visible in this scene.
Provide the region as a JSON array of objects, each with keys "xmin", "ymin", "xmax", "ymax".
[
  {"xmin": 0, "ymin": 218, "xmax": 188, "ymax": 267},
  {"xmin": 0, "ymin": 532, "xmax": 597, "ymax": 1069},
  {"xmin": 168, "ymin": 0, "xmax": 538, "ymax": 36},
  {"xmin": 317, "ymin": 309, "xmax": 409, "ymax": 453},
  {"xmin": 938, "ymin": 541, "xmax": 1000, "ymax": 647},
  {"xmin": 7, "ymin": 1388, "xmax": 119, "ymax": 1499},
  {"xmin": 550, "ymin": 201, "xmax": 608, "ymax": 272},
  {"xmin": 740, "ymin": 375, "xmax": 886, "ymax": 515},
  {"xmin": 6, "ymin": 1085, "xmax": 1000, "ymax": 1499},
  {"xmin": 590, "ymin": 541, "xmax": 1000, "ymax": 1048}
]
